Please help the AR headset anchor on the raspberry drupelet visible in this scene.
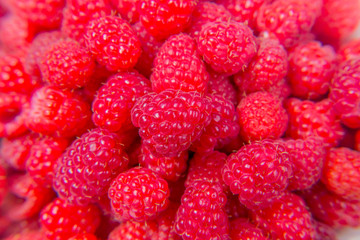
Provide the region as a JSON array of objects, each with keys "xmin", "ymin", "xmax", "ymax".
[{"xmin": 207, "ymin": 70, "xmax": 238, "ymax": 106}]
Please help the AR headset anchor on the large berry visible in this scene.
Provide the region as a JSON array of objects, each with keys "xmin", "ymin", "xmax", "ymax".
[{"xmin": 230, "ymin": 218, "xmax": 267, "ymax": 240}]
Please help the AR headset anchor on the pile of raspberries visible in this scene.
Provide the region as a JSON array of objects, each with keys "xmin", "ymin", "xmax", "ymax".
[{"xmin": 1, "ymin": 0, "xmax": 360, "ymax": 239}]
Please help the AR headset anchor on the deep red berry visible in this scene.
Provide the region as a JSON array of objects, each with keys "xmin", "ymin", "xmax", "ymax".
[
  {"xmin": 356, "ymin": 130, "xmax": 360, "ymax": 151},
  {"xmin": 0, "ymin": 165, "xmax": 6, "ymax": 205},
  {"xmin": 68, "ymin": 233, "xmax": 98, "ymax": 240},
  {"xmin": 111, "ymin": 0, "xmax": 139, "ymax": 24},
  {"xmin": 151, "ymin": 33, "xmax": 209, "ymax": 94},
  {"xmin": 230, "ymin": 218, "xmax": 267, "ymax": 240},
  {"xmin": 207, "ymin": 70, "xmax": 237, "ymax": 106},
  {"xmin": 313, "ymin": 220, "xmax": 337, "ymax": 240},
  {"xmin": 197, "ymin": 21, "xmax": 257, "ymax": 75},
  {"xmin": 156, "ymin": 201, "xmax": 181, "ymax": 240},
  {"xmin": 222, "ymin": 140, "xmax": 292, "ymax": 210},
  {"xmin": 337, "ymin": 39, "xmax": 360, "ymax": 62},
  {"xmin": 224, "ymin": 193, "xmax": 248, "ymax": 220}
]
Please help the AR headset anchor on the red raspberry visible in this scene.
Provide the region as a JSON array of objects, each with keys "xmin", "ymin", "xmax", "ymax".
[
  {"xmin": 207, "ymin": 70, "xmax": 237, "ymax": 106},
  {"xmin": 288, "ymin": 41, "xmax": 336, "ymax": 100},
  {"xmin": 68, "ymin": 233, "xmax": 97, "ymax": 240},
  {"xmin": 197, "ymin": 21, "xmax": 257, "ymax": 75},
  {"xmin": 237, "ymin": 92, "xmax": 288, "ymax": 142},
  {"xmin": 131, "ymin": 90, "xmax": 211, "ymax": 157},
  {"xmin": 0, "ymin": 165, "xmax": 6, "ymax": 205},
  {"xmin": 108, "ymin": 220, "xmax": 157, "ymax": 240},
  {"xmin": 139, "ymin": 143, "xmax": 188, "ymax": 181},
  {"xmin": 222, "ymin": 140, "xmax": 292, "ymax": 210},
  {"xmin": 301, "ymin": 182, "xmax": 360, "ymax": 228},
  {"xmin": 111, "ymin": 0, "xmax": 139, "ymax": 24},
  {"xmin": 356, "ymin": 130, "xmax": 360, "ymax": 151},
  {"xmin": 337, "ymin": 39, "xmax": 360, "ymax": 62},
  {"xmin": 40, "ymin": 40, "xmax": 95, "ymax": 89},
  {"xmin": 138, "ymin": 0, "xmax": 197, "ymax": 40},
  {"xmin": 312, "ymin": 220, "xmax": 337, "ymax": 240},
  {"xmin": 4, "ymin": 229, "xmax": 45, "ymax": 240},
  {"xmin": 151, "ymin": 33, "xmax": 209, "ymax": 94},
  {"xmin": 156, "ymin": 201, "xmax": 181, "ymax": 240},
  {"xmin": 175, "ymin": 180, "xmax": 229, "ymax": 240},
  {"xmin": 229, "ymin": 218, "xmax": 267, "ymax": 240},
  {"xmin": 26, "ymin": 85, "xmax": 91, "ymax": 137},
  {"xmin": 234, "ymin": 38, "xmax": 288, "ymax": 95},
  {"xmin": 108, "ymin": 167, "xmax": 170, "ymax": 221},
  {"xmin": 40, "ymin": 198, "xmax": 101, "ymax": 240},
  {"xmin": 0, "ymin": 92, "xmax": 30, "ymax": 138},
  {"xmin": 61, "ymin": 0, "xmax": 111, "ymax": 45},
  {"xmin": 256, "ymin": 0, "xmax": 322, "ymax": 47},
  {"xmin": 251, "ymin": 192, "xmax": 315, "ymax": 240},
  {"xmin": 322, "ymin": 147, "xmax": 360, "ymax": 201},
  {"xmin": 54, "ymin": 128, "xmax": 129, "ymax": 205},
  {"xmin": 263, "ymin": 77, "xmax": 292, "ymax": 101},
  {"xmin": 92, "ymin": 70, "xmax": 151, "ymax": 133},
  {"xmin": 225, "ymin": 193, "xmax": 248, "ymax": 220},
  {"xmin": 329, "ymin": 58, "xmax": 360, "ymax": 128},
  {"xmin": 85, "ymin": 16, "xmax": 142, "ymax": 72},
  {"xmin": 285, "ymin": 98, "xmax": 345, "ymax": 148}
]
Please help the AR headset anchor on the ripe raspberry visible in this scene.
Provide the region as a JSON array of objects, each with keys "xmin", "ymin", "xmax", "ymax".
[
  {"xmin": 61, "ymin": 0, "xmax": 111, "ymax": 45},
  {"xmin": 322, "ymin": 147, "xmax": 360, "ymax": 201},
  {"xmin": 237, "ymin": 92, "xmax": 288, "ymax": 142},
  {"xmin": 151, "ymin": 33, "xmax": 209, "ymax": 94},
  {"xmin": 4, "ymin": 229, "xmax": 45, "ymax": 240},
  {"xmin": 207, "ymin": 70, "xmax": 237, "ymax": 106},
  {"xmin": 262, "ymin": 77, "xmax": 292, "ymax": 101},
  {"xmin": 40, "ymin": 40, "xmax": 95, "ymax": 89},
  {"xmin": 229, "ymin": 218, "xmax": 267, "ymax": 240},
  {"xmin": 26, "ymin": 85, "xmax": 92, "ymax": 137},
  {"xmin": 225, "ymin": 193, "xmax": 248, "ymax": 220},
  {"xmin": 139, "ymin": 143, "xmax": 188, "ymax": 181},
  {"xmin": 0, "ymin": 165, "xmax": 6, "ymax": 205},
  {"xmin": 312, "ymin": 220, "xmax": 337, "ymax": 240},
  {"xmin": 0, "ymin": 92, "xmax": 30, "ymax": 138},
  {"xmin": 138, "ymin": 0, "xmax": 197, "ymax": 40},
  {"xmin": 108, "ymin": 167, "xmax": 170, "ymax": 221},
  {"xmin": 108, "ymin": 220, "xmax": 157, "ymax": 240},
  {"xmin": 356, "ymin": 130, "xmax": 360, "ymax": 151},
  {"xmin": 92, "ymin": 70, "xmax": 151, "ymax": 133},
  {"xmin": 337, "ymin": 39, "xmax": 360, "ymax": 62},
  {"xmin": 285, "ymin": 98, "xmax": 345, "ymax": 148},
  {"xmin": 222, "ymin": 140, "xmax": 292, "ymax": 210},
  {"xmin": 85, "ymin": 16, "xmax": 141, "ymax": 72},
  {"xmin": 234, "ymin": 38, "xmax": 288, "ymax": 95},
  {"xmin": 256, "ymin": 0, "xmax": 322, "ymax": 47},
  {"xmin": 131, "ymin": 90, "xmax": 211, "ymax": 157},
  {"xmin": 329, "ymin": 58, "xmax": 360, "ymax": 128},
  {"xmin": 40, "ymin": 198, "xmax": 101, "ymax": 240},
  {"xmin": 111, "ymin": 0, "xmax": 139, "ymax": 24},
  {"xmin": 68, "ymin": 233, "xmax": 97, "ymax": 240},
  {"xmin": 175, "ymin": 180, "xmax": 229, "ymax": 240},
  {"xmin": 251, "ymin": 192, "xmax": 315, "ymax": 240},
  {"xmin": 156, "ymin": 201, "xmax": 181, "ymax": 240},
  {"xmin": 197, "ymin": 21, "xmax": 257, "ymax": 75}
]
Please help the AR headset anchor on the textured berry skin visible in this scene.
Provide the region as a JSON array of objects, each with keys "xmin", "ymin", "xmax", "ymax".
[
  {"xmin": 131, "ymin": 90, "xmax": 211, "ymax": 157},
  {"xmin": 234, "ymin": 38, "xmax": 288, "ymax": 95},
  {"xmin": 313, "ymin": 220, "xmax": 337, "ymax": 240},
  {"xmin": 61, "ymin": 0, "xmax": 111, "ymax": 45},
  {"xmin": 301, "ymin": 182, "xmax": 360, "ymax": 228},
  {"xmin": 68, "ymin": 233, "xmax": 98, "ymax": 240},
  {"xmin": 40, "ymin": 198, "xmax": 101, "ymax": 240},
  {"xmin": 92, "ymin": 70, "xmax": 151, "ymax": 133},
  {"xmin": 251, "ymin": 192, "xmax": 315, "ymax": 240},
  {"xmin": 111, "ymin": 0, "xmax": 139, "ymax": 24},
  {"xmin": 256, "ymin": 0, "xmax": 322, "ymax": 47},
  {"xmin": 0, "ymin": 92, "xmax": 30, "ymax": 138},
  {"xmin": 54, "ymin": 128, "xmax": 129, "ymax": 205},
  {"xmin": 329, "ymin": 58, "xmax": 360, "ymax": 128},
  {"xmin": 356, "ymin": 130, "xmax": 360, "ymax": 151},
  {"xmin": 3, "ymin": 229, "xmax": 45, "ymax": 240},
  {"xmin": 0, "ymin": 165, "xmax": 6, "ymax": 205},
  {"xmin": 285, "ymin": 98, "xmax": 345, "ymax": 148},
  {"xmin": 237, "ymin": 92, "xmax": 288, "ymax": 142},
  {"xmin": 85, "ymin": 16, "xmax": 141, "ymax": 72},
  {"xmin": 197, "ymin": 21, "xmax": 257, "ymax": 75},
  {"xmin": 207, "ymin": 70, "xmax": 237, "ymax": 106},
  {"xmin": 138, "ymin": 0, "xmax": 197, "ymax": 40},
  {"xmin": 108, "ymin": 220, "xmax": 157, "ymax": 240},
  {"xmin": 222, "ymin": 140, "xmax": 292, "ymax": 210},
  {"xmin": 337, "ymin": 39, "xmax": 360, "ymax": 62},
  {"xmin": 322, "ymin": 147, "xmax": 360, "ymax": 201},
  {"xmin": 40, "ymin": 40, "xmax": 95, "ymax": 89},
  {"xmin": 26, "ymin": 86, "xmax": 91, "ymax": 137},
  {"xmin": 156, "ymin": 201, "xmax": 181, "ymax": 240},
  {"xmin": 175, "ymin": 180, "xmax": 229, "ymax": 240},
  {"xmin": 229, "ymin": 218, "xmax": 267, "ymax": 240},
  {"xmin": 151, "ymin": 33, "xmax": 209, "ymax": 94},
  {"xmin": 225, "ymin": 193, "xmax": 248, "ymax": 220},
  {"xmin": 288, "ymin": 41, "xmax": 336, "ymax": 100},
  {"xmin": 108, "ymin": 167, "xmax": 170, "ymax": 221}
]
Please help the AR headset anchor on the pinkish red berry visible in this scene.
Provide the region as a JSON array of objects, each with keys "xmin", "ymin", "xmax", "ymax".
[
  {"xmin": 207, "ymin": 70, "xmax": 237, "ymax": 106},
  {"xmin": 337, "ymin": 39, "xmax": 360, "ymax": 62},
  {"xmin": 108, "ymin": 220, "xmax": 157, "ymax": 240},
  {"xmin": 356, "ymin": 130, "xmax": 360, "ymax": 151},
  {"xmin": 68, "ymin": 233, "xmax": 98, "ymax": 240},
  {"xmin": 111, "ymin": 0, "xmax": 139, "ymax": 24},
  {"xmin": 313, "ymin": 220, "xmax": 337, "ymax": 240},
  {"xmin": 230, "ymin": 218, "xmax": 267, "ymax": 240}
]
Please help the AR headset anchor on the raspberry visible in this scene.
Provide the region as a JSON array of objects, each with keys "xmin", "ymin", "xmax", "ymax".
[
  {"xmin": 151, "ymin": 33, "xmax": 209, "ymax": 94},
  {"xmin": 329, "ymin": 58, "xmax": 360, "ymax": 128},
  {"xmin": 285, "ymin": 98, "xmax": 345, "ymax": 147},
  {"xmin": 225, "ymin": 193, "xmax": 248, "ymax": 220},
  {"xmin": 4, "ymin": 230, "xmax": 45, "ymax": 240},
  {"xmin": 85, "ymin": 16, "xmax": 142, "ymax": 72},
  {"xmin": 108, "ymin": 220, "xmax": 157, "ymax": 240},
  {"xmin": 108, "ymin": 167, "xmax": 170, "ymax": 221},
  {"xmin": 131, "ymin": 90, "xmax": 211, "ymax": 157},
  {"xmin": 322, "ymin": 147, "xmax": 360, "ymax": 201},
  {"xmin": 138, "ymin": 0, "xmax": 197, "ymax": 40},
  {"xmin": 61, "ymin": 0, "xmax": 111, "ymax": 45},
  {"xmin": 92, "ymin": 70, "xmax": 151, "ymax": 133},
  {"xmin": 0, "ymin": 165, "xmax": 6, "ymax": 205},
  {"xmin": 251, "ymin": 192, "xmax": 315, "ymax": 240},
  {"xmin": 222, "ymin": 140, "xmax": 292, "ymax": 210},
  {"xmin": 26, "ymin": 86, "xmax": 92, "ymax": 137},
  {"xmin": 175, "ymin": 180, "xmax": 229, "ymax": 240},
  {"xmin": 356, "ymin": 130, "xmax": 360, "ymax": 151},
  {"xmin": 237, "ymin": 92, "xmax": 288, "ymax": 142},
  {"xmin": 207, "ymin": 70, "xmax": 237, "ymax": 106},
  {"xmin": 139, "ymin": 143, "xmax": 188, "ymax": 181},
  {"xmin": 337, "ymin": 39, "xmax": 360, "ymax": 62},
  {"xmin": 234, "ymin": 38, "xmax": 288, "ymax": 95},
  {"xmin": 287, "ymin": 41, "xmax": 336, "ymax": 100},
  {"xmin": 40, "ymin": 40, "xmax": 95, "ymax": 89},
  {"xmin": 229, "ymin": 218, "xmax": 267, "ymax": 240},
  {"xmin": 111, "ymin": 0, "xmax": 139, "ymax": 24},
  {"xmin": 156, "ymin": 201, "xmax": 181, "ymax": 240},
  {"xmin": 40, "ymin": 198, "xmax": 101, "ymax": 240},
  {"xmin": 54, "ymin": 128, "xmax": 129, "ymax": 205},
  {"xmin": 0, "ymin": 92, "xmax": 30, "ymax": 138},
  {"xmin": 68, "ymin": 233, "xmax": 97, "ymax": 240},
  {"xmin": 197, "ymin": 21, "xmax": 257, "ymax": 75},
  {"xmin": 312, "ymin": 220, "xmax": 337, "ymax": 240},
  {"xmin": 256, "ymin": 0, "xmax": 322, "ymax": 47}
]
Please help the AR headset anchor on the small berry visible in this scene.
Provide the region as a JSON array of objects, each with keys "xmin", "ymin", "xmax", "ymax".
[{"xmin": 230, "ymin": 218, "xmax": 267, "ymax": 240}]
